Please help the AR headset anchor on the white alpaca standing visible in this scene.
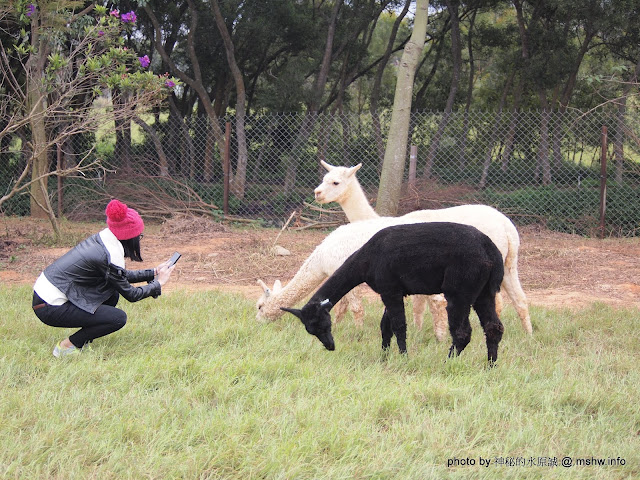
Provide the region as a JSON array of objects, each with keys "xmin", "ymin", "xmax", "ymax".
[
  {"xmin": 312, "ymin": 161, "xmax": 532, "ymax": 338},
  {"xmin": 313, "ymin": 162, "xmax": 377, "ymax": 222},
  {"xmin": 313, "ymin": 161, "xmax": 446, "ymax": 336}
]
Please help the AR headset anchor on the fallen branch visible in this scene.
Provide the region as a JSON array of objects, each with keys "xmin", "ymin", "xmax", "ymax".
[{"xmin": 272, "ymin": 210, "xmax": 297, "ymax": 247}]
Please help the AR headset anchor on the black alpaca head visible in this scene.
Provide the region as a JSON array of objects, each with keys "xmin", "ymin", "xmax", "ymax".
[{"xmin": 281, "ymin": 299, "xmax": 335, "ymax": 351}]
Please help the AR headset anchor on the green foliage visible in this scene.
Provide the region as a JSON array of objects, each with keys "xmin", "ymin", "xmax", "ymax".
[
  {"xmin": 484, "ymin": 183, "xmax": 640, "ymax": 236},
  {"xmin": 11, "ymin": 1, "xmax": 180, "ymax": 103},
  {"xmin": 1, "ymin": 286, "xmax": 639, "ymax": 478}
]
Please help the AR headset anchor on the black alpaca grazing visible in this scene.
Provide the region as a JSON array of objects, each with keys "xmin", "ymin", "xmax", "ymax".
[{"xmin": 282, "ymin": 222, "xmax": 506, "ymax": 365}]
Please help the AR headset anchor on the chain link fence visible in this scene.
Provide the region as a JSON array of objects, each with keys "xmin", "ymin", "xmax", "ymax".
[{"xmin": 2, "ymin": 109, "xmax": 640, "ymax": 236}]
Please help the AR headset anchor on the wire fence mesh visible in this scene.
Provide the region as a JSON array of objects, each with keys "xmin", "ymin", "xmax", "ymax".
[{"xmin": 2, "ymin": 109, "xmax": 640, "ymax": 236}]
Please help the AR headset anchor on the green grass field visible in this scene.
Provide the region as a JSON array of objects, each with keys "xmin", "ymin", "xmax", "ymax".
[{"xmin": 1, "ymin": 285, "xmax": 638, "ymax": 479}]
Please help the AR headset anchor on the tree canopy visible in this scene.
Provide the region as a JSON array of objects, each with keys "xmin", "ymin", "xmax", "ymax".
[{"xmin": 3, "ymin": 0, "xmax": 640, "ymax": 222}]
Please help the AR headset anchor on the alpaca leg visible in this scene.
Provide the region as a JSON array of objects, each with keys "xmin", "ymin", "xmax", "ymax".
[
  {"xmin": 495, "ymin": 292, "xmax": 504, "ymax": 317},
  {"xmin": 345, "ymin": 289, "xmax": 365, "ymax": 327},
  {"xmin": 445, "ymin": 296, "xmax": 472, "ymax": 358},
  {"xmin": 501, "ymin": 266, "xmax": 532, "ymax": 334},
  {"xmin": 380, "ymin": 309, "xmax": 393, "ymax": 351},
  {"xmin": 332, "ymin": 298, "xmax": 348, "ymax": 323},
  {"xmin": 473, "ymin": 293, "xmax": 505, "ymax": 366},
  {"xmin": 411, "ymin": 295, "xmax": 427, "ymax": 330},
  {"xmin": 380, "ymin": 295, "xmax": 407, "ymax": 353},
  {"xmin": 428, "ymin": 294, "xmax": 449, "ymax": 342}
]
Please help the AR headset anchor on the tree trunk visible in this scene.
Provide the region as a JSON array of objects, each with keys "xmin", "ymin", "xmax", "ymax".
[
  {"xmin": 501, "ymin": 75, "xmax": 524, "ymax": 171},
  {"xmin": 26, "ymin": 80, "xmax": 60, "ymax": 235},
  {"xmin": 26, "ymin": 14, "xmax": 50, "ymax": 220},
  {"xmin": 133, "ymin": 117, "xmax": 169, "ymax": 176},
  {"xmin": 479, "ymin": 70, "xmax": 514, "ymax": 188},
  {"xmin": 551, "ymin": 111, "xmax": 564, "ymax": 171},
  {"xmin": 167, "ymin": 96, "xmax": 182, "ymax": 175},
  {"xmin": 423, "ymin": 0, "xmax": 461, "ymax": 178},
  {"xmin": 552, "ymin": 31, "xmax": 595, "ymax": 173},
  {"xmin": 27, "ymin": 83, "xmax": 49, "ymax": 219},
  {"xmin": 538, "ymin": 101, "xmax": 552, "ymax": 185},
  {"xmin": 283, "ymin": 0, "xmax": 342, "ymax": 195},
  {"xmin": 413, "ymin": 31, "xmax": 447, "ymax": 111},
  {"xmin": 615, "ymin": 59, "xmax": 640, "ymax": 183},
  {"xmin": 284, "ymin": 112, "xmax": 317, "ymax": 193},
  {"xmin": 113, "ymin": 92, "xmax": 133, "ymax": 170},
  {"xmin": 370, "ymin": 0, "xmax": 411, "ymax": 168},
  {"xmin": 144, "ymin": 2, "xmax": 226, "ymax": 170},
  {"xmin": 205, "ymin": 122, "xmax": 216, "ymax": 182},
  {"xmin": 459, "ymin": 9, "xmax": 476, "ymax": 171},
  {"xmin": 211, "ymin": 0, "xmax": 248, "ymax": 199},
  {"xmin": 376, "ymin": 0, "xmax": 429, "ymax": 216}
]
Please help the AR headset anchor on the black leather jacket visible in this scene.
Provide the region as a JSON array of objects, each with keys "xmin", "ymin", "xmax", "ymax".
[{"xmin": 42, "ymin": 232, "xmax": 161, "ymax": 313}]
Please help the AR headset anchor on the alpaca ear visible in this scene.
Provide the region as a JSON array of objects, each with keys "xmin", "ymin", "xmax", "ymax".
[
  {"xmin": 273, "ymin": 280, "xmax": 282, "ymax": 293},
  {"xmin": 257, "ymin": 279, "xmax": 270, "ymax": 297},
  {"xmin": 280, "ymin": 307, "xmax": 302, "ymax": 319},
  {"xmin": 320, "ymin": 160, "xmax": 335, "ymax": 172},
  {"xmin": 319, "ymin": 299, "xmax": 333, "ymax": 310},
  {"xmin": 347, "ymin": 163, "xmax": 362, "ymax": 177}
]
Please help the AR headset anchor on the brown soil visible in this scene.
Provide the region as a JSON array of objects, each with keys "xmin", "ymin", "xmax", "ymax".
[{"xmin": 2, "ymin": 215, "xmax": 640, "ymax": 310}]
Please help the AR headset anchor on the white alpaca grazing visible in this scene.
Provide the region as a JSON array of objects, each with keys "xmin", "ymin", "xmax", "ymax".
[
  {"xmin": 312, "ymin": 161, "xmax": 532, "ymax": 339},
  {"xmin": 257, "ymin": 217, "xmax": 432, "ymax": 325}
]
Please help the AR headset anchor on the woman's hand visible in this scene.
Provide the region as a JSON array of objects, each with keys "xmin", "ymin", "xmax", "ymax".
[
  {"xmin": 155, "ymin": 259, "xmax": 171, "ymax": 274},
  {"xmin": 156, "ymin": 264, "xmax": 175, "ymax": 286}
]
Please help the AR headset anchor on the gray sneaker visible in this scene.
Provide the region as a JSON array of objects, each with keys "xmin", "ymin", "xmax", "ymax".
[{"xmin": 53, "ymin": 342, "xmax": 80, "ymax": 358}]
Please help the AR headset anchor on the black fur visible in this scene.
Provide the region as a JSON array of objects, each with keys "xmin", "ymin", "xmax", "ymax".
[{"xmin": 281, "ymin": 222, "xmax": 505, "ymax": 365}]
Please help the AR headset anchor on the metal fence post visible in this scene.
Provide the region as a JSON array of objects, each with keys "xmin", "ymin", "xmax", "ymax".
[
  {"xmin": 599, "ymin": 125, "xmax": 608, "ymax": 238},
  {"xmin": 223, "ymin": 122, "xmax": 231, "ymax": 216},
  {"xmin": 409, "ymin": 145, "xmax": 417, "ymax": 189}
]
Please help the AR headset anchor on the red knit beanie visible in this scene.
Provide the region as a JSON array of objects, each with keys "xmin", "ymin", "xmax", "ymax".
[{"xmin": 105, "ymin": 199, "xmax": 144, "ymax": 240}]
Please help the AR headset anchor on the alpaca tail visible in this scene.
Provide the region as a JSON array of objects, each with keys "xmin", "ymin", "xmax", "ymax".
[
  {"xmin": 487, "ymin": 241, "xmax": 505, "ymax": 297},
  {"xmin": 500, "ymin": 222, "xmax": 533, "ymax": 334}
]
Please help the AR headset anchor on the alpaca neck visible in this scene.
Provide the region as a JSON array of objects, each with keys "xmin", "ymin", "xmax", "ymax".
[
  {"xmin": 311, "ymin": 260, "xmax": 365, "ymax": 307},
  {"xmin": 340, "ymin": 183, "xmax": 379, "ymax": 222},
  {"xmin": 263, "ymin": 256, "xmax": 328, "ymax": 319}
]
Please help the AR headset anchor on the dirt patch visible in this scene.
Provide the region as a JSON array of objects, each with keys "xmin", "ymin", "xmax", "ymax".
[{"xmin": 1, "ymin": 216, "xmax": 639, "ymax": 310}]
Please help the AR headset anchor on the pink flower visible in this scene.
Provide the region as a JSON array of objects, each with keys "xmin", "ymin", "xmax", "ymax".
[
  {"xmin": 121, "ymin": 11, "xmax": 137, "ymax": 23},
  {"xmin": 109, "ymin": 9, "xmax": 119, "ymax": 18},
  {"xmin": 26, "ymin": 4, "xmax": 36, "ymax": 17},
  {"xmin": 165, "ymin": 80, "xmax": 176, "ymax": 88},
  {"xmin": 138, "ymin": 55, "xmax": 150, "ymax": 68},
  {"xmin": 98, "ymin": 30, "xmax": 105, "ymax": 37}
]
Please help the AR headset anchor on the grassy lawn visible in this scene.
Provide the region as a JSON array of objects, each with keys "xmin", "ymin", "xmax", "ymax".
[{"xmin": 1, "ymin": 285, "xmax": 638, "ymax": 479}]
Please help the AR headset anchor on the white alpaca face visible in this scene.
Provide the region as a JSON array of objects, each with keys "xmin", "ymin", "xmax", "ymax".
[
  {"xmin": 314, "ymin": 169, "xmax": 351, "ymax": 204},
  {"xmin": 256, "ymin": 279, "xmax": 282, "ymax": 322},
  {"xmin": 313, "ymin": 162, "xmax": 362, "ymax": 204}
]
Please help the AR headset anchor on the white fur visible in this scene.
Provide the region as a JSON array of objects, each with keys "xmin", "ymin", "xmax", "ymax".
[
  {"xmin": 313, "ymin": 161, "xmax": 446, "ymax": 336},
  {"xmin": 257, "ymin": 217, "xmax": 417, "ymax": 324},
  {"xmin": 314, "ymin": 161, "xmax": 377, "ymax": 222},
  {"xmin": 310, "ymin": 161, "xmax": 532, "ymax": 339}
]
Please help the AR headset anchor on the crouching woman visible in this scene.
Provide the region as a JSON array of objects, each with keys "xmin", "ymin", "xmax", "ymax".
[{"xmin": 32, "ymin": 199, "xmax": 175, "ymax": 357}]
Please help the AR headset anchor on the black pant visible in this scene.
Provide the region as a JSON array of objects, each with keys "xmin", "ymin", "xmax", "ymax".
[{"xmin": 32, "ymin": 292, "xmax": 127, "ymax": 348}]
